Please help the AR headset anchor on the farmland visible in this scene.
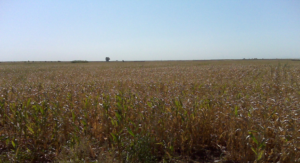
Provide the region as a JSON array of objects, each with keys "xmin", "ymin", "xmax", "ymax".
[{"xmin": 0, "ymin": 60, "xmax": 300, "ymax": 162}]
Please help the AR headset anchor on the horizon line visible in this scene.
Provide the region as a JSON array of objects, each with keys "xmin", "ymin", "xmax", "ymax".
[{"xmin": 1, "ymin": 58, "xmax": 300, "ymax": 63}]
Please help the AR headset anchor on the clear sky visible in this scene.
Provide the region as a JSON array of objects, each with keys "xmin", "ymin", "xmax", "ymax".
[{"xmin": 1, "ymin": 1, "xmax": 299, "ymax": 61}]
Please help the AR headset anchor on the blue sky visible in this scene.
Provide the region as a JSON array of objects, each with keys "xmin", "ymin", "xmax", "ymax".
[{"xmin": 0, "ymin": 1, "xmax": 299, "ymax": 61}]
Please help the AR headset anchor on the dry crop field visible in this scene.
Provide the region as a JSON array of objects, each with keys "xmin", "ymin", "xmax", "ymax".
[{"xmin": 0, "ymin": 60, "xmax": 300, "ymax": 162}]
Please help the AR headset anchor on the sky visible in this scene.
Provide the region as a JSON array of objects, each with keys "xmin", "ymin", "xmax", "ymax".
[{"xmin": 0, "ymin": 0, "xmax": 299, "ymax": 61}]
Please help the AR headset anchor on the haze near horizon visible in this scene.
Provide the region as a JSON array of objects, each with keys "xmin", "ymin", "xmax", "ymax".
[{"xmin": 0, "ymin": 1, "xmax": 299, "ymax": 61}]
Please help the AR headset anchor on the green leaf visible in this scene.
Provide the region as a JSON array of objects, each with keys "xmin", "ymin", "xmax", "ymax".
[
  {"xmin": 147, "ymin": 102, "xmax": 152, "ymax": 108},
  {"xmin": 249, "ymin": 132, "xmax": 258, "ymax": 145},
  {"xmin": 81, "ymin": 120, "xmax": 86, "ymax": 126},
  {"xmin": 75, "ymin": 126, "xmax": 79, "ymax": 132},
  {"xmin": 251, "ymin": 147, "xmax": 257, "ymax": 155},
  {"xmin": 27, "ymin": 98, "xmax": 31, "ymax": 107},
  {"xmin": 127, "ymin": 127, "xmax": 135, "ymax": 137},
  {"xmin": 6, "ymin": 139, "xmax": 10, "ymax": 146},
  {"xmin": 5, "ymin": 114, "xmax": 13, "ymax": 123},
  {"xmin": 117, "ymin": 103, "xmax": 122, "ymax": 109},
  {"xmin": 16, "ymin": 147, "xmax": 20, "ymax": 156},
  {"xmin": 115, "ymin": 112, "xmax": 122, "ymax": 121},
  {"xmin": 169, "ymin": 145, "xmax": 174, "ymax": 152},
  {"xmin": 248, "ymin": 112, "xmax": 251, "ymax": 117},
  {"xmin": 257, "ymin": 150, "xmax": 264, "ymax": 160},
  {"xmin": 111, "ymin": 133, "xmax": 117, "ymax": 142},
  {"xmin": 234, "ymin": 106, "xmax": 238, "ymax": 116},
  {"xmin": 174, "ymin": 100, "xmax": 180, "ymax": 107},
  {"xmin": 111, "ymin": 119, "xmax": 115, "ymax": 126},
  {"xmin": 11, "ymin": 140, "xmax": 16, "ymax": 148},
  {"xmin": 40, "ymin": 107, "xmax": 44, "ymax": 115},
  {"xmin": 27, "ymin": 126, "xmax": 34, "ymax": 134},
  {"xmin": 259, "ymin": 140, "xmax": 266, "ymax": 150},
  {"xmin": 72, "ymin": 112, "xmax": 76, "ymax": 122}
]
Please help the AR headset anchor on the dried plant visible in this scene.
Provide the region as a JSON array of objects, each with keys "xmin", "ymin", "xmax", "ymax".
[{"xmin": 0, "ymin": 60, "xmax": 299, "ymax": 162}]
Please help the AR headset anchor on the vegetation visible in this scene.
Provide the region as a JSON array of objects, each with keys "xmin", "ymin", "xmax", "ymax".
[
  {"xmin": 0, "ymin": 60, "xmax": 299, "ymax": 162},
  {"xmin": 71, "ymin": 60, "xmax": 88, "ymax": 63}
]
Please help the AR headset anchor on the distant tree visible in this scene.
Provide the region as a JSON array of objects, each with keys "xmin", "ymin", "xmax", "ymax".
[{"xmin": 105, "ymin": 57, "xmax": 110, "ymax": 62}]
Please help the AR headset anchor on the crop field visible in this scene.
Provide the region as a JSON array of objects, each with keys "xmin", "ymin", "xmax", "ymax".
[{"xmin": 0, "ymin": 60, "xmax": 300, "ymax": 162}]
